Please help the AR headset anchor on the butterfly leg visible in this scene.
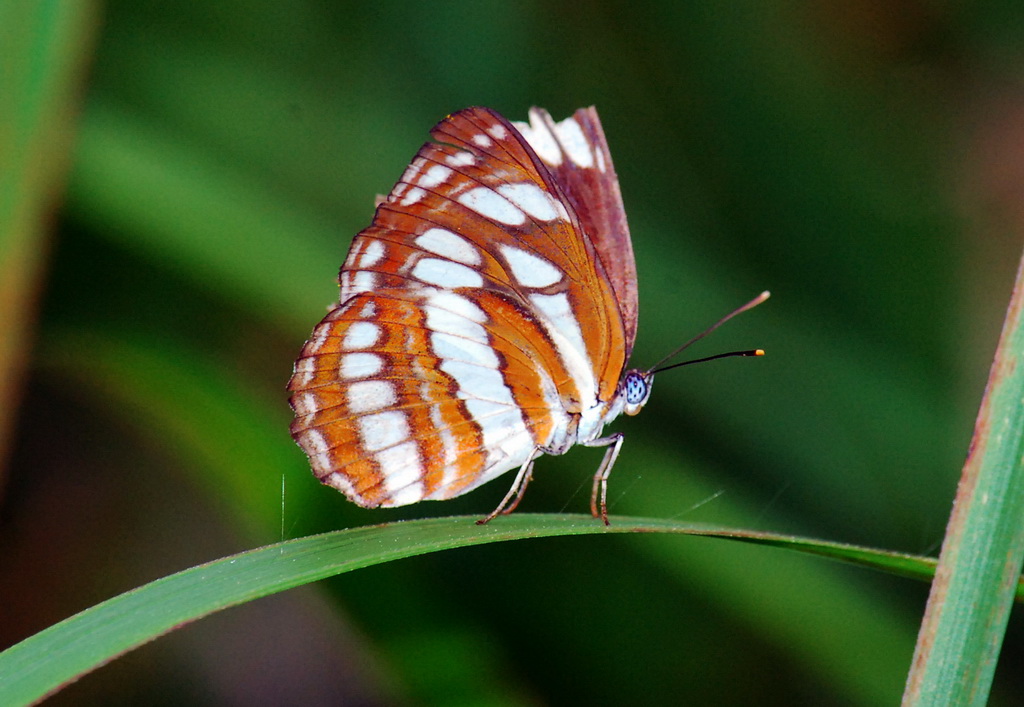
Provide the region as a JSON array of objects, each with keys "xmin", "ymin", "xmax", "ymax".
[
  {"xmin": 476, "ymin": 448, "xmax": 542, "ymax": 525},
  {"xmin": 582, "ymin": 433, "xmax": 624, "ymax": 525}
]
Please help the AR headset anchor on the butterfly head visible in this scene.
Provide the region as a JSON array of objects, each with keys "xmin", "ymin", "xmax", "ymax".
[{"xmin": 621, "ymin": 369, "xmax": 653, "ymax": 416}]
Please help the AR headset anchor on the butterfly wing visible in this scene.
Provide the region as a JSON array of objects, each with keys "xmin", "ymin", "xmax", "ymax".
[
  {"xmin": 288, "ymin": 107, "xmax": 633, "ymax": 507},
  {"xmin": 512, "ymin": 107, "xmax": 638, "ymax": 358}
]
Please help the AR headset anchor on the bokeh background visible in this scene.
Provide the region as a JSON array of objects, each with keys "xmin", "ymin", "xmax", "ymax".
[{"xmin": 3, "ymin": 1, "xmax": 1024, "ymax": 704}]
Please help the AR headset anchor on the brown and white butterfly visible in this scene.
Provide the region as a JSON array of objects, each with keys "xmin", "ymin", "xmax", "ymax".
[{"xmin": 288, "ymin": 106, "xmax": 763, "ymax": 524}]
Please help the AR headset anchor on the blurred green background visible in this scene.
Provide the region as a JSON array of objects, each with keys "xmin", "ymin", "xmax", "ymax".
[{"xmin": 3, "ymin": 1, "xmax": 1023, "ymax": 704}]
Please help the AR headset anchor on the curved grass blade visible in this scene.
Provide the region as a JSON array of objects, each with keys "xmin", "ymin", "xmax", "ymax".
[
  {"xmin": 703, "ymin": 527, "xmax": 1023, "ymax": 601},
  {"xmin": 2, "ymin": 511, "xmax": 1021, "ymax": 707},
  {"xmin": 0, "ymin": 515, "xmax": 702, "ymax": 705}
]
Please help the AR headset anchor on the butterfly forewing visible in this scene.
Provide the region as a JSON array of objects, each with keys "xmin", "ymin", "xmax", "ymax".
[
  {"xmin": 289, "ymin": 106, "xmax": 636, "ymax": 509},
  {"xmin": 512, "ymin": 107, "xmax": 638, "ymax": 356}
]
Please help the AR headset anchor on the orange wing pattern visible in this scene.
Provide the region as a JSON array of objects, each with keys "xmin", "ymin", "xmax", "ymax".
[{"xmin": 288, "ymin": 107, "xmax": 644, "ymax": 517}]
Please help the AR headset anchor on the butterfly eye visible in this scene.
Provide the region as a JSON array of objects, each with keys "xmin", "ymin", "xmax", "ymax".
[{"xmin": 623, "ymin": 370, "xmax": 650, "ymax": 413}]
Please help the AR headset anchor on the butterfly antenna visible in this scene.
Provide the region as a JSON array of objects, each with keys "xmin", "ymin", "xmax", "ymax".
[
  {"xmin": 649, "ymin": 290, "xmax": 770, "ymax": 374},
  {"xmin": 652, "ymin": 348, "xmax": 764, "ymax": 374}
]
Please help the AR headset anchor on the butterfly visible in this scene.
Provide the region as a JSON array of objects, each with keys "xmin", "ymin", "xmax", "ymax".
[{"xmin": 288, "ymin": 106, "xmax": 764, "ymax": 524}]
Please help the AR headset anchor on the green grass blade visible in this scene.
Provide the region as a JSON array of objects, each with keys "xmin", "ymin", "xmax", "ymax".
[
  {"xmin": 1, "ymin": 509, "xmax": 1018, "ymax": 707},
  {"xmin": 0, "ymin": 516, "xmax": 798, "ymax": 705},
  {"xmin": 712, "ymin": 530, "xmax": 1024, "ymax": 601},
  {"xmin": 904, "ymin": 252, "xmax": 1024, "ymax": 705}
]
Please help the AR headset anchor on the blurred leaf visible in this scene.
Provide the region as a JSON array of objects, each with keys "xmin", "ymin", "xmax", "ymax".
[
  {"xmin": 0, "ymin": 1, "xmax": 97, "ymax": 470},
  {"xmin": 38, "ymin": 326, "xmax": 305, "ymax": 539},
  {"xmin": 66, "ymin": 101, "xmax": 339, "ymax": 332}
]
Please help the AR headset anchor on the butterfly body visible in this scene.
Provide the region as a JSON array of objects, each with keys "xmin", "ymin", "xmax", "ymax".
[{"xmin": 289, "ymin": 106, "xmax": 648, "ymax": 521}]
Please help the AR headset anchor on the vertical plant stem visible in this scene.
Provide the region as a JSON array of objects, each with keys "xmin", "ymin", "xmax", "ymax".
[{"xmin": 903, "ymin": 250, "xmax": 1024, "ymax": 705}]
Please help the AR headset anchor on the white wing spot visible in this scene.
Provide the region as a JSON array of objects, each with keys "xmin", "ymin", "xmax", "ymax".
[
  {"xmin": 400, "ymin": 186, "xmax": 426, "ymax": 206},
  {"xmin": 342, "ymin": 270, "xmax": 376, "ymax": 296},
  {"xmin": 343, "ymin": 240, "xmax": 363, "ymax": 269},
  {"xmin": 431, "ymin": 331, "xmax": 498, "ymax": 368},
  {"xmin": 514, "ymin": 110, "xmax": 562, "ymax": 166},
  {"xmin": 464, "ymin": 398, "xmax": 532, "ymax": 473},
  {"xmin": 500, "ymin": 245, "xmax": 563, "ymax": 288},
  {"xmin": 359, "ymin": 409, "xmax": 410, "ymax": 452},
  {"xmin": 426, "ymin": 289, "xmax": 487, "ymax": 324},
  {"xmin": 529, "ymin": 292, "xmax": 597, "ymax": 404},
  {"xmin": 530, "ymin": 293, "xmax": 587, "ymax": 356},
  {"xmin": 497, "ymin": 183, "xmax": 560, "ymax": 221},
  {"xmin": 458, "ymin": 187, "xmax": 526, "ymax": 226},
  {"xmin": 418, "ymin": 164, "xmax": 452, "ymax": 189},
  {"xmin": 377, "ymin": 441, "xmax": 424, "ymax": 505},
  {"xmin": 445, "ymin": 151, "xmax": 475, "ymax": 167},
  {"xmin": 426, "ymin": 301, "xmax": 488, "ymax": 342},
  {"xmin": 442, "ymin": 359, "xmax": 516, "ymax": 405},
  {"xmin": 302, "ymin": 427, "xmax": 330, "ymax": 454},
  {"xmin": 342, "ymin": 321, "xmax": 381, "ymax": 350},
  {"xmin": 434, "ymin": 318, "xmax": 530, "ymax": 471},
  {"xmin": 301, "ymin": 429, "xmax": 335, "ymax": 476},
  {"xmin": 359, "ymin": 240, "xmax": 386, "ymax": 268},
  {"xmin": 358, "ymin": 300, "xmax": 376, "ymax": 318},
  {"xmin": 399, "ymin": 156, "xmax": 427, "ymax": 185},
  {"xmin": 412, "ymin": 257, "xmax": 484, "ymax": 288},
  {"xmin": 487, "ymin": 123, "xmax": 508, "ymax": 140},
  {"xmin": 293, "ymin": 357, "xmax": 316, "ymax": 386},
  {"xmin": 426, "ymin": 402, "xmax": 459, "ymax": 497},
  {"xmin": 340, "ymin": 352, "xmax": 384, "ymax": 379},
  {"xmin": 415, "ymin": 227, "xmax": 481, "ymax": 265},
  {"xmin": 348, "ymin": 379, "xmax": 397, "ymax": 414},
  {"xmin": 306, "ymin": 321, "xmax": 331, "ymax": 355},
  {"xmin": 554, "ymin": 116, "xmax": 594, "ymax": 168},
  {"xmin": 324, "ymin": 471, "xmax": 359, "ymax": 500},
  {"xmin": 472, "ymin": 133, "xmax": 493, "ymax": 148},
  {"xmin": 291, "ymin": 391, "xmax": 318, "ymax": 416}
]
